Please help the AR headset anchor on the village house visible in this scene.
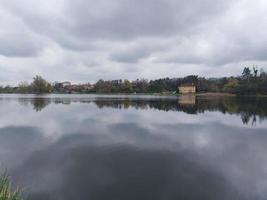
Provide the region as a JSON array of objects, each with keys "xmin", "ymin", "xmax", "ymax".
[
  {"xmin": 64, "ymin": 83, "xmax": 95, "ymax": 93},
  {"xmin": 178, "ymin": 83, "xmax": 196, "ymax": 94},
  {"xmin": 61, "ymin": 81, "xmax": 71, "ymax": 87}
]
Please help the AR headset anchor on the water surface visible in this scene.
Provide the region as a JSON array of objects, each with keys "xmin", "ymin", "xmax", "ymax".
[{"xmin": 0, "ymin": 94, "xmax": 267, "ymax": 200}]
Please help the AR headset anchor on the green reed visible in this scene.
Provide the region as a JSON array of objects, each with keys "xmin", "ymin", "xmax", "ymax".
[{"xmin": 0, "ymin": 173, "xmax": 24, "ymax": 200}]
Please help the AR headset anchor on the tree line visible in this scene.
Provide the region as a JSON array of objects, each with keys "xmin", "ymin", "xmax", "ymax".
[
  {"xmin": 0, "ymin": 67, "xmax": 267, "ymax": 94},
  {"xmin": 0, "ymin": 75, "xmax": 52, "ymax": 94},
  {"xmin": 85, "ymin": 67, "xmax": 267, "ymax": 94}
]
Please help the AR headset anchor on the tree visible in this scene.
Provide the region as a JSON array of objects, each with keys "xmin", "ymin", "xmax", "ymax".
[
  {"xmin": 223, "ymin": 77, "xmax": 239, "ymax": 93},
  {"xmin": 132, "ymin": 79, "xmax": 149, "ymax": 93},
  {"xmin": 31, "ymin": 75, "xmax": 52, "ymax": 94},
  {"xmin": 183, "ymin": 75, "xmax": 198, "ymax": 85},
  {"xmin": 253, "ymin": 66, "xmax": 258, "ymax": 77},
  {"xmin": 17, "ymin": 81, "xmax": 31, "ymax": 93},
  {"xmin": 122, "ymin": 79, "xmax": 133, "ymax": 93},
  {"xmin": 241, "ymin": 67, "xmax": 252, "ymax": 81}
]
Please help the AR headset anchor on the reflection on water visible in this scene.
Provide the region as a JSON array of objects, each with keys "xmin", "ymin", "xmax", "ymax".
[
  {"xmin": 6, "ymin": 94, "xmax": 267, "ymax": 126},
  {"xmin": 178, "ymin": 94, "xmax": 196, "ymax": 105},
  {"xmin": 0, "ymin": 94, "xmax": 267, "ymax": 200}
]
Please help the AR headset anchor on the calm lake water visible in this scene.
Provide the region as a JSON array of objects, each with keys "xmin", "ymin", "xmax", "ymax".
[{"xmin": 1, "ymin": 94, "xmax": 267, "ymax": 200}]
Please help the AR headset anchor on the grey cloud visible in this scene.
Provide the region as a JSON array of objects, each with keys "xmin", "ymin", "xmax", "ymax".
[
  {"xmin": 0, "ymin": 9, "xmax": 45, "ymax": 57},
  {"xmin": 109, "ymin": 41, "xmax": 167, "ymax": 63},
  {"xmin": 110, "ymin": 48, "xmax": 151, "ymax": 63},
  {"xmin": 0, "ymin": 34, "xmax": 43, "ymax": 57},
  {"xmin": 155, "ymin": 33, "xmax": 267, "ymax": 66},
  {"xmin": 64, "ymin": 0, "xmax": 230, "ymax": 40},
  {"xmin": 0, "ymin": 0, "xmax": 267, "ymax": 82},
  {"xmin": 2, "ymin": 0, "xmax": 231, "ymax": 49}
]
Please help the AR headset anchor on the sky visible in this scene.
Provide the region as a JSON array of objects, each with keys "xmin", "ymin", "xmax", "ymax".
[{"xmin": 0, "ymin": 0, "xmax": 267, "ymax": 85}]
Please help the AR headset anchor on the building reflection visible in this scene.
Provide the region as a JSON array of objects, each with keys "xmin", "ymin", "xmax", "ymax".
[
  {"xmin": 178, "ymin": 95, "xmax": 196, "ymax": 106},
  {"xmin": 9, "ymin": 96, "xmax": 267, "ymax": 125}
]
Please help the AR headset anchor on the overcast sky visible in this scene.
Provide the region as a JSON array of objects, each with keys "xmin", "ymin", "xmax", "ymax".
[{"xmin": 0, "ymin": 0, "xmax": 267, "ymax": 84}]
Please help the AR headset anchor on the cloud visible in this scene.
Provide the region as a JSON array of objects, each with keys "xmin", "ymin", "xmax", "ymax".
[
  {"xmin": 0, "ymin": 8, "xmax": 45, "ymax": 57},
  {"xmin": 109, "ymin": 39, "xmax": 169, "ymax": 63},
  {"xmin": 1, "ymin": 0, "xmax": 231, "ymax": 49},
  {"xmin": 0, "ymin": 0, "xmax": 267, "ymax": 83}
]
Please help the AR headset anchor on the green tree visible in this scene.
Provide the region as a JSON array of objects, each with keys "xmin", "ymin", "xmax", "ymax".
[
  {"xmin": 17, "ymin": 81, "xmax": 31, "ymax": 93},
  {"xmin": 122, "ymin": 79, "xmax": 133, "ymax": 93},
  {"xmin": 31, "ymin": 75, "xmax": 52, "ymax": 94},
  {"xmin": 242, "ymin": 67, "xmax": 252, "ymax": 81},
  {"xmin": 223, "ymin": 77, "xmax": 239, "ymax": 93}
]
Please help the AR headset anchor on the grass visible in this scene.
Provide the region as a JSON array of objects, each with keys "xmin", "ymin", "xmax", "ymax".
[{"xmin": 0, "ymin": 173, "xmax": 24, "ymax": 200}]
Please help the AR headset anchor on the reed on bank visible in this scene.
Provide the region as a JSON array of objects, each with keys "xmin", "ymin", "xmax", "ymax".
[{"xmin": 0, "ymin": 173, "xmax": 24, "ymax": 200}]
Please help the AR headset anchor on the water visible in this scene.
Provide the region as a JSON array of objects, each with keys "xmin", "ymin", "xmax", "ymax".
[{"xmin": 0, "ymin": 94, "xmax": 267, "ymax": 200}]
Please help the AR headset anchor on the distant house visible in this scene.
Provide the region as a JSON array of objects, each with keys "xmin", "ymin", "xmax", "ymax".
[
  {"xmin": 63, "ymin": 83, "xmax": 95, "ymax": 93},
  {"xmin": 178, "ymin": 83, "xmax": 196, "ymax": 94},
  {"xmin": 61, "ymin": 81, "xmax": 71, "ymax": 87}
]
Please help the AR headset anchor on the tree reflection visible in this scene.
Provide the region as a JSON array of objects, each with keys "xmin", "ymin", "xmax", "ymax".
[
  {"xmin": 93, "ymin": 96, "xmax": 267, "ymax": 125},
  {"xmin": 18, "ymin": 98, "xmax": 51, "ymax": 112},
  {"xmin": 12, "ymin": 96, "xmax": 267, "ymax": 125},
  {"xmin": 31, "ymin": 98, "xmax": 51, "ymax": 112}
]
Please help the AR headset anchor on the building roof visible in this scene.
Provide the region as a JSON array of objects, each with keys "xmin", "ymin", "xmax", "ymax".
[{"xmin": 179, "ymin": 83, "xmax": 195, "ymax": 87}]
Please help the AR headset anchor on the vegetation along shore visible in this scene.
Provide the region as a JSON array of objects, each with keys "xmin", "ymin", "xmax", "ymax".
[
  {"xmin": 0, "ymin": 173, "xmax": 24, "ymax": 200},
  {"xmin": 0, "ymin": 67, "xmax": 267, "ymax": 95}
]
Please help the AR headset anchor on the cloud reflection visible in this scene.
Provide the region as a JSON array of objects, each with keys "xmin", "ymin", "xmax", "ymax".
[{"xmin": 0, "ymin": 95, "xmax": 267, "ymax": 199}]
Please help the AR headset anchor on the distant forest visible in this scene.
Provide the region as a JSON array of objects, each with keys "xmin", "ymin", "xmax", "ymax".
[{"xmin": 1, "ymin": 67, "xmax": 267, "ymax": 95}]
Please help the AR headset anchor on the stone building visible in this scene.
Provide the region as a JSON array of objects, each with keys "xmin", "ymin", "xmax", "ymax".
[{"xmin": 178, "ymin": 83, "xmax": 196, "ymax": 94}]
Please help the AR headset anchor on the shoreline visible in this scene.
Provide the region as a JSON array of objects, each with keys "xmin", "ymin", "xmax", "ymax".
[
  {"xmin": 196, "ymin": 92, "xmax": 236, "ymax": 97},
  {"xmin": 0, "ymin": 92, "xmax": 266, "ymax": 98}
]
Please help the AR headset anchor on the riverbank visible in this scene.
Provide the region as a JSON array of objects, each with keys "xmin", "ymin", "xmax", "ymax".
[
  {"xmin": 196, "ymin": 92, "xmax": 236, "ymax": 97},
  {"xmin": 155, "ymin": 92, "xmax": 267, "ymax": 97},
  {"xmin": 1, "ymin": 92, "xmax": 267, "ymax": 98}
]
